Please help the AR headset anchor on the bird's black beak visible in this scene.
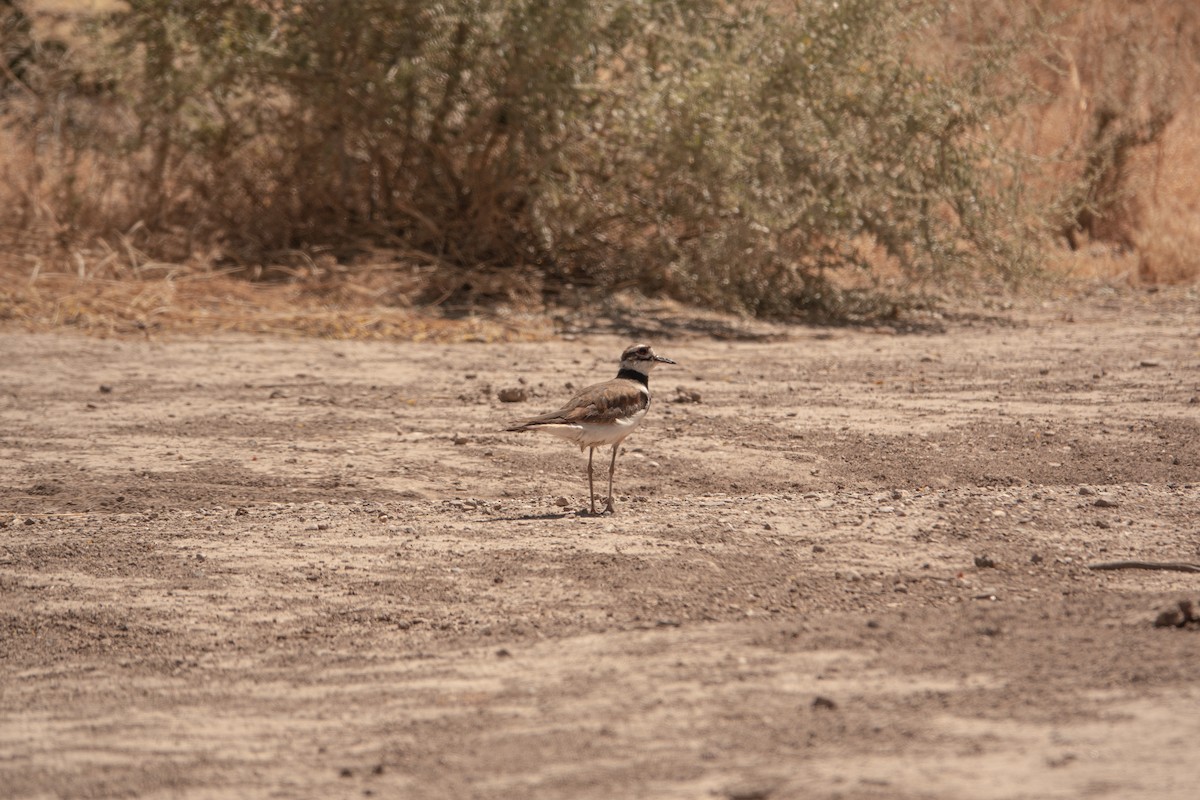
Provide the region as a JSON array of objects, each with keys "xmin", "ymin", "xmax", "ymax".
[{"xmin": 655, "ymin": 355, "xmax": 677, "ymax": 365}]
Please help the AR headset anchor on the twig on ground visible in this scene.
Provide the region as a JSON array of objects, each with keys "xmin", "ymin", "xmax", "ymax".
[{"xmin": 1088, "ymin": 561, "xmax": 1200, "ymax": 573}]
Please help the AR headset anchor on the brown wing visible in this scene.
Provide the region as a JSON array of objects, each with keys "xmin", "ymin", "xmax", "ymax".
[{"xmin": 508, "ymin": 378, "xmax": 648, "ymax": 429}]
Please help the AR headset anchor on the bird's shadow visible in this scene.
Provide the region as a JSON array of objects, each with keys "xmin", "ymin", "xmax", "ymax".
[{"xmin": 484, "ymin": 510, "xmax": 610, "ymax": 522}]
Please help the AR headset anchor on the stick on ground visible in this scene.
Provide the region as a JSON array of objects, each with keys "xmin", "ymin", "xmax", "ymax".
[{"xmin": 1087, "ymin": 561, "xmax": 1200, "ymax": 573}]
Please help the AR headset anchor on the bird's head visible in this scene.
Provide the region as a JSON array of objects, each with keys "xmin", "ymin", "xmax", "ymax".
[{"xmin": 619, "ymin": 343, "xmax": 676, "ymax": 375}]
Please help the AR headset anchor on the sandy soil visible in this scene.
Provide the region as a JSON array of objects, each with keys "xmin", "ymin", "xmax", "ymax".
[{"xmin": 2, "ymin": 290, "xmax": 1199, "ymax": 799}]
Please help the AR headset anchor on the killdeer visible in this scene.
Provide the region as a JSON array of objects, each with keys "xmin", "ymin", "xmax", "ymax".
[{"xmin": 506, "ymin": 343, "xmax": 676, "ymax": 515}]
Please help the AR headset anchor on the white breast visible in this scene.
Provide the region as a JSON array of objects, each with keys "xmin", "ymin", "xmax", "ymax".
[{"xmin": 534, "ymin": 407, "xmax": 648, "ymax": 449}]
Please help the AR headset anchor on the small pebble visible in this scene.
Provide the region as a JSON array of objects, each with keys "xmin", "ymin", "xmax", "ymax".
[
  {"xmin": 725, "ymin": 784, "xmax": 776, "ymax": 800},
  {"xmin": 812, "ymin": 695, "xmax": 838, "ymax": 710},
  {"xmin": 1154, "ymin": 607, "xmax": 1186, "ymax": 628},
  {"xmin": 671, "ymin": 387, "xmax": 702, "ymax": 403},
  {"xmin": 1154, "ymin": 599, "xmax": 1200, "ymax": 628}
]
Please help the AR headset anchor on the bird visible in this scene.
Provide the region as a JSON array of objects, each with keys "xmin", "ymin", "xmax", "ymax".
[{"xmin": 505, "ymin": 343, "xmax": 676, "ymax": 515}]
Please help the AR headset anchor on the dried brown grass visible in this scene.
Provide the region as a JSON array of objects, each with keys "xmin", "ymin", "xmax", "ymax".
[
  {"xmin": 1040, "ymin": 100, "xmax": 1200, "ymax": 286},
  {"xmin": 0, "ymin": 248, "xmax": 550, "ymax": 342},
  {"xmin": 1000, "ymin": 0, "xmax": 1200, "ymax": 284},
  {"xmin": 1, "ymin": 0, "xmax": 1197, "ymax": 340},
  {"xmin": 1129, "ymin": 102, "xmax": 1200, "ymax": 284},
  {"xmin": 0, "ymin": 106, "xmax": 548, "ymax": 341}
]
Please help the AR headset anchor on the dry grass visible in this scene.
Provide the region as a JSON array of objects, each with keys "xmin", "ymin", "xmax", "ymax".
[
  {"xmin": 1011, "ymin": 0, "xmax": 1200, "ymax": 283},
  {"xmin": 1036, "ymin": 99, "xmax": 1200, "ymax": 286},
  {"xmin": 0, "ymin": 249, "xmax": 551, "ymax": 342},
  {"xmin": 1, "ymin": 0, "xmax": 1197, "ymax": 339},
  {"xmin": 1129, "ymin": 102, "xmax": 1200, "ymax": 283}
]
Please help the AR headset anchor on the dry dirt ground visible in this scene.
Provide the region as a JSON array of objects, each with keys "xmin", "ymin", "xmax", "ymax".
[{"xmin": 2, "ymin": 290, "xmax": 1200, "ymax": 800}]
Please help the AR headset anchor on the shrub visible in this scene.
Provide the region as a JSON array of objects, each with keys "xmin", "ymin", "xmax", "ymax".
[{"xmin": 3, "ymin": 0, "xmax": 1048, "ymax": 317}]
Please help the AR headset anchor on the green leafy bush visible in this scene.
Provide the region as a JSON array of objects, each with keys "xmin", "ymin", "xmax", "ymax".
[{"xmin": 5, "ymin": 0, "xmax": 1046, "ymax": 316}]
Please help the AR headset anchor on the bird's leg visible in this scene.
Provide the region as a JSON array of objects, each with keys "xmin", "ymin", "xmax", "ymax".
[
  {"xmin": 605, "ymin": 444, "xmax": 619, "ymax": 514},
  {"xmin": 587, "ymin": 447, "xmax": 596, "ymax": 515}
]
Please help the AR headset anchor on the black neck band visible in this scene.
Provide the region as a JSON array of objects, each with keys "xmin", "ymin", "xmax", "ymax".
[{"xmin": 616, "ymin": 367, "xmax": 649, "ymax": 387}]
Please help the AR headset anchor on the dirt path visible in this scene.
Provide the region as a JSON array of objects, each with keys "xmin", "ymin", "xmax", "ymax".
[{"xmin": 3, "ymin": 292, "xmax": 1199, "ymax": 799}]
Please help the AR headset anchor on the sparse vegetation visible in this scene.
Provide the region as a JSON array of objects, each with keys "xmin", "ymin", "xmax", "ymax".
[
  {"xmin": 979, "ymin": 0, "xmax": 1200, "ymax": 282},
  {"xmin": 0, "ymin": 0, "xmax": 1197, "ymax": 330}
]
